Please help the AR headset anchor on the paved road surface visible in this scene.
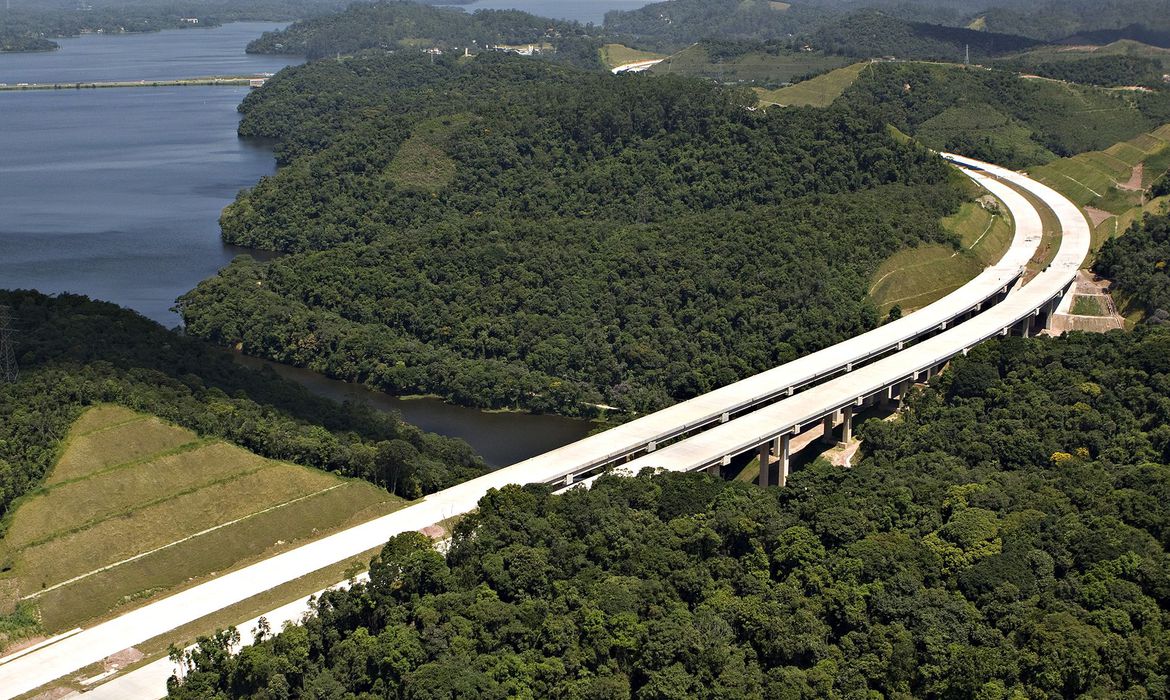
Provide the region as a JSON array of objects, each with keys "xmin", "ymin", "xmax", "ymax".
[{"xmin": 0, "ymin": 156, "xmax": 1061, "ymax": 699}]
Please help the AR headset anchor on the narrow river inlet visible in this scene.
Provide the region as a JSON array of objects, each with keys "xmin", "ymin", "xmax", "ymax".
[{"xmin": 0, "ymin": 21, "xmax": 594, "ymax": 464}]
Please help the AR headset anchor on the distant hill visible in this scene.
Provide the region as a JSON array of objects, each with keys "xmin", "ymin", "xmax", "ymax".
[
  {"xmin": 246, "ymin": 0, "xmax": 602, "ymax": 67},
  {"xmin": 971, "ymin": 0, "xmax": 1170, "ymax": 47},
  {"xmin": 602, "ymin": 0, "xmax": 829, "ymax": 48},
  {"xmin": 647, "ymin": 40, "xmax": 851, "ymax": 87},
  {"xmin": 840, "ymin": 62, "xmax": 1170, "ymax": 168},
  {"xmin": 810, "ymin": 10, "xmax": 1042, "ymax": 62}
]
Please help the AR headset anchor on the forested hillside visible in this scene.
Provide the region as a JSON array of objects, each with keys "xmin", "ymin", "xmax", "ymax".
[
  {"xmin": 244, "ymin": 0, "xmax": 602, "ymax": 67},
  {"xmin": 809, "ymin": 10, "xmax": 1040, "ymax": 62},
  {"xmin": 0, "ymin": 0, "xmax": 347, "ymax": 53},
  {"xmin": 974, "ymin": 0, "xmax": 1170, "ymax": 46},
  {"xmin": 0, "ymin": 290, "xmax": 484, "ymax": 527},
  {"xmin": 177, "ymin": 53, "xmax": 964, "ymax": 416},
  {"xmin": 168, "ymin": 326, "xmax": 1170, "ymax": 698},
  {"xmin": 1095, "ymin": 211, "xmax": 1170, "ymax": 317},
  {"xmin": 604, "ymin": 0, "xmax": 1170, "ymax": 50},
  {"xmin": 601, "ymin": 0, "xmax": 829, "ymax": 48},
  {"xmin": 840, "ymin": 62, "xmax": 1170, "ymax": 168},
  {"xmin": 995, "ymin": 55, "xmax": 1166, "ymax": 88}
]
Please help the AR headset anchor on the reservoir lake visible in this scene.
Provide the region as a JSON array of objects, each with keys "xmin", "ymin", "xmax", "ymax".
[{"xmin": 0, "ymin": 21, "xmax": 596, "ymax": 466}]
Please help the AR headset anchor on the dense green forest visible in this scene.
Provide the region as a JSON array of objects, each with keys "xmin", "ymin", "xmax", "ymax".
[
  {"xmin": 168, "ymin": 326, "xmax": 1170, "ymax": 698},
  {"xmin": 974, "ymin": 0, "xmax": 1170, "ymax": 46},
  {"xmin": 0, "ymin": 0, "xmax": 346, "ymax": 53},
  {"xmin": 840, "ymin": 62, "xmax": 1170, "ymax": 168},
  {"xmin": 601, "ymin": 0, "xmax": 829, "ymax": 49},
  {"xmin": 177, "ymin": 53, "xmax": 962, "ymax": 415},
  {"xmin": 808, "ymin": 10, "xmax": 1040, "ymax": 62},
  {"xmin": 0, "ymin": 290, "xmax": 484, "ymax": 529},
  {"xmin": 1095, "ymin": 211, "xmax": 1170, "ymax": 317},
  {"xmin": 243, "ymin": 1, "xmax": 602, "ymax": 67},
  {"xmin": 995, "ymin": 55, "xmax": 1167, "ymax": 88},
  {"xmin": 601, "ymin": 0, "xmax": 1170, "ymax": 50}
]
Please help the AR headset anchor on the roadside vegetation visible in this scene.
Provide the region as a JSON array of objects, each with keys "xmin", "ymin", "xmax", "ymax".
[
  {"xmin": 169, "ymin": 325, "xmax": 1170, "ymax": 698},
  {"xmin": 841, "ymin": 62, "xmax": 1170, "ymax": 169},
  {"xmin": 1030, "ymin": 123, "xmax": 1170, "ymax": 251},
  {"xmin": 648, "ymin": 41, "xmax": 850, "ymax": 87},
  {"xmin": 0, "ymin": 406, "xmax": 405, "ymax": 638},
  {"xmin": 179, "ymin": 53, "xmax": 967, "ymax": 416},
  {"xmin": 1095, "ymin": 210, "xmax": 1170, "ymax": 318},
  {"xmin": 0, "ymin": 289, "xmax": 484, "ymax": 541},
  {"xmin": 870, "ymin": 188, "xmax": 1014, "ymax": 315},
  {"xmin": 599, "ymin": 43, "xmax": 665, "ymax": 70}
]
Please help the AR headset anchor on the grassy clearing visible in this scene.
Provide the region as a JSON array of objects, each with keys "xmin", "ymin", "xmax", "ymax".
[
  {"xmin": 870, "ymin": 198, "xmax": 1013, "ymax": 314},
  {"xmin": 1032, "ymin": 124, "xmax": 1170, "ymax": 218},
  {"xmin": 0, "ymin": 406, "xmax": 405, "ymax": 635},
  {"xmin": 755, "ymin": 62, "xmax": 869, "ymax": 108},
  {"xmin": 1072, "ymin": 296, "xmax": 1109, "ymax": 316},
  {"xmin": 47, "ymin": 414, "xmax": 196, "ymax": 486},
  {"xmin": 599, "ymin": 43, "xmax": 665, "ymax": 70},
  {"xmin": 1031, "ymin": 125, "xmax": 1170, "ymax": 259},
  {"xmin": 386, "ymin": 114, "xmax": 472, "ymax": 193},
  {"xmin": 1092, "ymin": 194, "xmax": 1170, "ymax": 248},
  {"xmin": 653, "ymin": 44, "xmax": 850, "ymax": 87}
]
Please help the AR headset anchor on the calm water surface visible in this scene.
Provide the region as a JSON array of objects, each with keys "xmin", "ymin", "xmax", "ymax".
[
  {"xmin": 0, "ymin": 21, "xmax": 595, "ymax": 461},
  {"xmin": 233, "ymin": 355, "xmax": 596, "ymax": 468},
  {"xmin": 0, "ymin": 22, "xmax": 294, "ymax": 83},
  {"xmin": 0, "ymin": 23, "xmax": 297, "ymax": 324},
  {"xmin": 442, "ymin": 0, "xmax": 650, "ymax": 25}
]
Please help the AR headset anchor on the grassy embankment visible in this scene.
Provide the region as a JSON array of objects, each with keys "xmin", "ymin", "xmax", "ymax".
[
  {"xmin": 754, "ymin": 61, "xmax": 870, "ymax": 107},
  {"xmin": 1030, "ymin": 123, "xmax": 1170, "ymax": 253},
  {"xmin": 0, "ymin": 405, "xmax": 405, "ymax": 636},
  {"xmin": 650, "ymin": 43, "xmax": 851, "ymax": 87},
  {"xmin": 869, "ymin": 178, "xmax": 1015, "ymax": 315},
  {"xmin": 599, "ymin": 43, "xmax": 666, "ymax": 70}
]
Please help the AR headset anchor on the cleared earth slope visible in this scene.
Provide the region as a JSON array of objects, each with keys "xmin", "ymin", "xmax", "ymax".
[{"xmin": 0, "ymin": 405, "xmax": 404, "ymax": 634}]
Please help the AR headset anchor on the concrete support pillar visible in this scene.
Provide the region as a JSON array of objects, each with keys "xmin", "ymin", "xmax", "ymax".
[
  {"xmin": 881, "ymin": 383, "xmax": 898, "ymax": 410},
  {"xmin": 840, "ymin": 405, "xmax": 854, "ymax": 445},
  {"xmin": 822, "ymin": 413, "xmax": 835, "ymax": 443},
  {"xmin": 758, "ymin": 442, "xmax": 770, "ymax": 488},
  {"xmin": 564, "ymin": 473, "xmax": 573, "ymax": 487},
  {"xmin": 776, "ymin": 434, "xmax": 790, "ymax": 488},
  {"xmin": 1020, "ymin": 318, "xmax": 1032, "ymax": 338},
  {"xmin": 706, "ymin": 463, "xmax": 721, "ymax": 477}
]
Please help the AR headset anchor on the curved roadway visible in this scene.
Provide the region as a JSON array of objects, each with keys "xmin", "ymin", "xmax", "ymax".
[
  {"xmin": 0, "ymin": 155, "xmax": 1071, "ymax": 699},
  {"xmin": 603, "ymin": 155, "xmax": 1090, "ymax": 477}
]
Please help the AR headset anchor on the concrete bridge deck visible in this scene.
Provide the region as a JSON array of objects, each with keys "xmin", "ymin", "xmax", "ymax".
[
  {"xmin": 0, "ymin": 155, "xmax": 1066, "ymax": 699},
  {"xmin": 603, "ymin": 155, "xmax": 1089, "ymax": 484}
]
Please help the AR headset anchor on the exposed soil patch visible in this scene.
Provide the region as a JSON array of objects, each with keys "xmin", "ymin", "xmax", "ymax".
[
  {"xmin": 1118, "ymin": 162, "xmax": 1144, "ymax": 191},
  {"xmin": 104, "ymin": 646, "xmax": 144, "ymax": 672},
  {"xmin": 1084, "ymin": 206, "xmax": 1114, "ymax": 226},
  {"xmin": 1049, "ymin": 271, "xmax": 1126, "ymax": 333},
  {"xmin": 1, "ymin": 634, "xmax": 49, "ymax": 658}
]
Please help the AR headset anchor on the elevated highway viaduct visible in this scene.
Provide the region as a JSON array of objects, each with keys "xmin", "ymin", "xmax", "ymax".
[
  {"xmin": 595, "ymin": 154, "xmax": 1091, "ymax": 487},
  {"xmin": 0, "ymin": 155, "xmax": 1070, "ymax": 699}
]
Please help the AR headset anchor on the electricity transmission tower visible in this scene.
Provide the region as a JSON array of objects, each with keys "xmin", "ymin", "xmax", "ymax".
[{"xmin": 0, "ymin": 306, "xmax": 18, "ymax": 384}]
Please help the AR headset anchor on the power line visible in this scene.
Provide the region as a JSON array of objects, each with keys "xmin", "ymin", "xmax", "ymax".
[{"xmin": 0, "ymin": 306, "xmax": 19, "ymax": 384}]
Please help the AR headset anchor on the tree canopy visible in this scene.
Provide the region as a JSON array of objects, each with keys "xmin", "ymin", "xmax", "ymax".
[
  {"xmin": 1095, "ymin": 210, "xmax": 1170, "ymax": 318},
  {"xmin": 177, "ymin": 53, "xmax": 964, "ymax": 416},
  {"xmin": 168, "ymin": 325, "xmax": 1170, "ymax": 698},
  {"xmin": 0, "ymin": 290, "xmax": 484, "ymax": 529}
]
